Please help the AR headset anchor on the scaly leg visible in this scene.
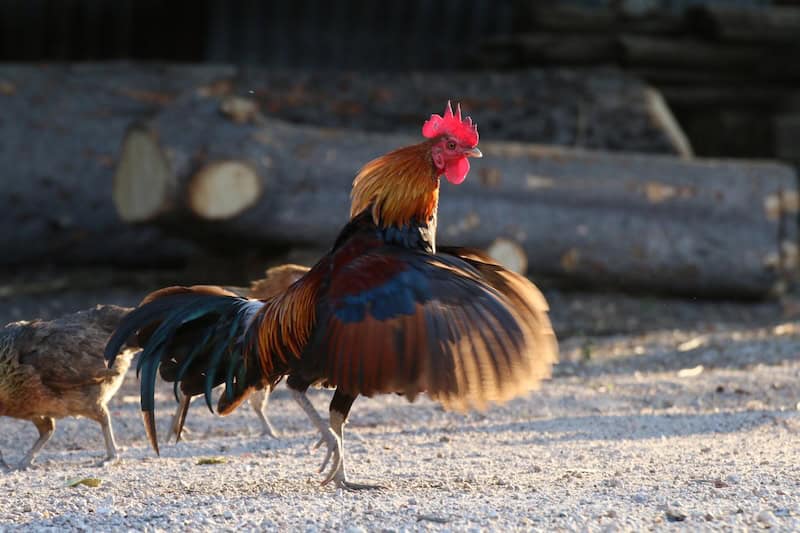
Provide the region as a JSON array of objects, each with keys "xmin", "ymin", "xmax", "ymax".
[
  {"xmin": 95, "ymin": 406, "xmax": 120, "ymax": 466},
  {"xmin": 0, "ymin": 449, "xmax": 9, "ymax": 471},
  {"xmin": 18, "ymin": 417, "xmax": 55, "ymax": 469},
  {"xmin": 324, "ymin": 389, "xmax": 383, "ymax": 490},
  {"xmin": 289, "ymin": 384, "xmax": 342, "ymax": 485},
  {"xmin": 167, "ymin": 391, "xmax": 192, "ymax": 444},
  {"xmin": 250, "ymin": 386, "xmax": 279, "ymax": 439}
]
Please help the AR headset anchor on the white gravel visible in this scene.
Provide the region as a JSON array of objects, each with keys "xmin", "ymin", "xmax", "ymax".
[{"xmin": 1, "ymin": 319, "xmax": 799, "ymax": 532}]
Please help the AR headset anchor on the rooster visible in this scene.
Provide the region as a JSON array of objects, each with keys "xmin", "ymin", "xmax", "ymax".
[
  {"xmin": 166, "ymin": 264, "xmax": 309, "ymax": 443},
  {"xmin": 106, "ymin": 103, "xmax": 558, "ymax": 489},
  {"xmin": 0, "ymin": 305, "xmax": 135, "ymax": 470}
]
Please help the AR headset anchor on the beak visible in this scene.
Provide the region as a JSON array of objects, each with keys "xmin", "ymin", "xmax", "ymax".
[{"xmin": 465, "ymin": 147, "xmax": 483, "ymax": 158}]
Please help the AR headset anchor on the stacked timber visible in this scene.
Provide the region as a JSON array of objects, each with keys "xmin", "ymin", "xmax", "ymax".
[
  {"xmin": 0, "ymin": 63, "xmax": 691, "ymax": 267},
  {"xmin": 474, "ymin": 3, "xmax": 800, "ymax": 161},
  {"xmin": 113, "ymin": 90, "xmax": 798, "ymax": 297}
]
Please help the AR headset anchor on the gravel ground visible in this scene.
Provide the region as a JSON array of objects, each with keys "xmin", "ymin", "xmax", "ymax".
[{"xmin": 1, "ymin": 280, "xmax": 799, "ymax": 531}]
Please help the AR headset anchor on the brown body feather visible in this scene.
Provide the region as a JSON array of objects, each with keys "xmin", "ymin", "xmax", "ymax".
[{"xmin": 0, "ymin": 305, "xmax": 135, "ymax": 468}]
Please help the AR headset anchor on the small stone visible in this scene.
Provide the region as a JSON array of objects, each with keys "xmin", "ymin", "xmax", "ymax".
[
  {"xmin": 223, "ymin": 510, "xmax": 234, "ymax": 521},
  {"xmin": 665, "ymin": 508, "xmax": 687, "ymax": 522},
  {"xmin": 756, "ymin": 510, "xmax": 777, "ymax": 528},
  {"xmin": 726, "ymin": 474, "xmax": 742, "ymax": 484}
]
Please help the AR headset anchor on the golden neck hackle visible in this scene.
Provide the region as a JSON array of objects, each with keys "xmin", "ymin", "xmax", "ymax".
[{"xmin": 349, "ymin": 143, "xmax": 440, "ymax": 228}]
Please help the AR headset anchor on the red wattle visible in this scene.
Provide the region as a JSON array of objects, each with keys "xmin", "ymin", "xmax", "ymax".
[{"xmin": 444, "ymin": 157, "xmax": 470, "ymax": 184}]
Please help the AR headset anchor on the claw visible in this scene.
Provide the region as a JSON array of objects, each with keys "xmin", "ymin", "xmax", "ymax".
[
  {"xmin": 315, "ymin": 428, "xmax": 343, "ymax": 486},
  {"xmin": 97, "ymin": 454, "xmax": 120, "ymax": 468},
  {"xmin": 259, "ymin": 422, "xmax": 280, "ymax": 440}
]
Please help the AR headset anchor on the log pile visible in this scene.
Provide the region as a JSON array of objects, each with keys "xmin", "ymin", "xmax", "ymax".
[
  {"xmin": 0, "ymin": 63, "xmax": 692, "ymax": 268},
  {"xmin": 113, "ymin": 90, "xmax": 798, "ymax": 297},
  {"xmin": 474, "ymin": 3, "xmax": 800, "ymax": 162}
]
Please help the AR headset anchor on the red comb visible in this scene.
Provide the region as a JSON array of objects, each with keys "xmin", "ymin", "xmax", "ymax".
[{"xmin": 422, "ymin": 101, "xmax": 479, "ymax": 147}]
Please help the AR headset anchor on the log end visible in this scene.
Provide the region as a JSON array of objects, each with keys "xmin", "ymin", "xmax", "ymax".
[
  {"xmin": 113, "ymin": 125, "xmax": 175, "ymax": 223},
  {"xmin": 188, "ymin": 161, "xmax": 262, "ymax": 220},
  {"xmin": 487, "ymin": 238, "xmax": 528, "ymax": 275}
]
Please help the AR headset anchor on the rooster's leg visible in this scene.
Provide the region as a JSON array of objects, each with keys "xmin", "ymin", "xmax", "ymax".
[
  {"xmin": 167, "ymin": 392, "xmax": 192, "ymax": 444},
  {"xmin": 250, "ymin": 386, "xmax": 279, "ymax": 439},
  {"xmin": 326, "ymin": 389, "xmax": 384, "ymax": 490},
  {"xmin": 0, "ymin": 449, "xmax": 9, "ymax": 471},
  {"xmin": 18, "ymin": 416, "xmax": 55, "ymax": 469},
  {"xmin": 95, "ymin": 406, "xmax": 120, "ymax": 466},
  {"xmin": 289, "ymin": 384, "xmax": 343, "ymax": 484}
]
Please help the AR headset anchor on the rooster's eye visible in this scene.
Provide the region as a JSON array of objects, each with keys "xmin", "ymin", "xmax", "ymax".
[{"xmin": 447, "ymin": 141, "xmax": 456, "ymax": 150}]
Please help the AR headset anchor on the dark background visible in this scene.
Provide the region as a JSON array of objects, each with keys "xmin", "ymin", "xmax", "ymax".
[{"xmin": 1, "ymin": 0, "xmax": 799, "ymax": 163}]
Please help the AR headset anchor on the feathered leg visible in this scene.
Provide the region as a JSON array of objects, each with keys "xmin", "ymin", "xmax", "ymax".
[
  {"xmin": 19, "ymin": 416, "xmax": 55, "ymax": 469},
  {"xmin": 249, "ymin": 386, "xmax": 279, "ymax": 438}
]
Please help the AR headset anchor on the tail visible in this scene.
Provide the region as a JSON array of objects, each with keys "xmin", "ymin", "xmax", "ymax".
[{"xmin": 104, "ymin": 285, "xmax": 266, "ymax": 454}]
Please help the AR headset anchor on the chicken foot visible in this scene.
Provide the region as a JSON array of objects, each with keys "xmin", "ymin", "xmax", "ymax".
[
  {"xmin": 292, "ymin": 385, "xmax": 382, "ymax": 490},
  {"xmin": 290, "ymin": 388, "xmax": 343, "ymax": 485}
]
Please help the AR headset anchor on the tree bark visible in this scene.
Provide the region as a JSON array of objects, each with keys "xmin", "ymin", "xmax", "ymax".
[
  {"xmin": 0, "ymin": 63, "xmax": 237, "ymax": 267},
  {"xmin": 116, "ymin": 92, "xmax": 798, "ymax": 297},
  {"xmin": 0, "ymin": 62, "xmax": 696, "ymax": 268}
]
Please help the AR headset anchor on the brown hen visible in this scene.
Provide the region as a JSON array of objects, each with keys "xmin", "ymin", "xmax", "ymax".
[{"xmin": 0, "ymin": 305, "xmax": 135, "ymax": 469}]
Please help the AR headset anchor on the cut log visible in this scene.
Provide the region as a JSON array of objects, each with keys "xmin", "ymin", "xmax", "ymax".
[
  {"xmin": 617, "ymin": 34, "xmax": 766, "ymax": 71},
  {"xmin": 232, "ymin": 67, "xmax": 689, "ymax": 156},
  {"xmin": 0, "ymin": 62, "xmax": 695, "ymax": 268},
  {"xmin": 118, "ymin": 91, "xmax": 798, "ymax": 297},
  {"xmin": 187, "ymin": 161, "xmax": 262, "ymax": 220},
  {"xmin": 476, "ymin": 33, "xmax": 617, "ymax": 66},
  {"xmin": 487, "ymin": 238, "xmax": 528, "ymax": 275},
  {"xmin": 688, "ymin": 5, "xmax": 800, "ymax": 44},
  {"xmin": 0, "ymin": 64, "xmax": 231, "ymax": 266}
]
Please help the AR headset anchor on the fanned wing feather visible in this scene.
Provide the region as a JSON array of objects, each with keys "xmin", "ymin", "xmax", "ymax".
[{"xmin": 304, "ymin": 245, "xmax": 557, "ymax": 411}]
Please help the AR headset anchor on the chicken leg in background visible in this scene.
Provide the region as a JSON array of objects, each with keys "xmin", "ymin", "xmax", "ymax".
[
  {"xmin": 164, "ymin": 264, "xmax": 309, "ymax": 444},
  {"xmin": 0, "ymin": 305, "xmax": 136, "ymax": 469},
  {"xmin": 107, "ymin": 103, "xmax": 558, "ymax": 490}
]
